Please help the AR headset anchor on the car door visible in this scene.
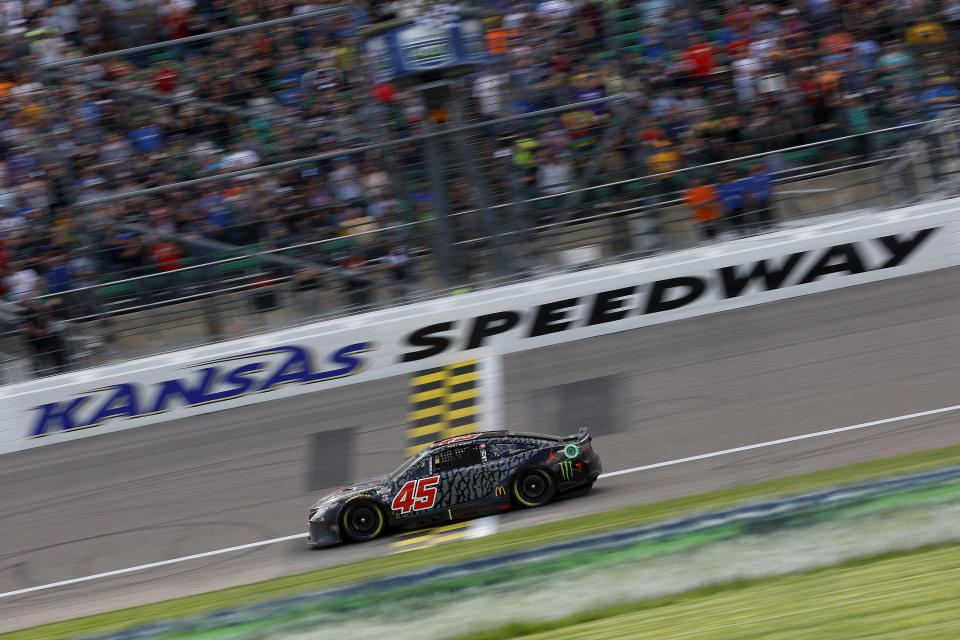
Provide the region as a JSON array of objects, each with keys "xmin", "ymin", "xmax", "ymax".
[
  {"xmin": 484, "ymin": 440, "xmax": 538, "ymax": 497},
  {"xmin": 387, "ymin": 452, "xmax": 438, "ymax": 524},
  {"xmin": 431, "ymin": 442, "xmax": 493, "ymax": 509},
  {"xmin": 431, "ymin": 442, "xmax": 505, "ymax": 513}
]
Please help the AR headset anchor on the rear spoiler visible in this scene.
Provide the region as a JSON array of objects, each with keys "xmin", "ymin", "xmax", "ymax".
[{"xmin": 564, "ymin": 427, "xmax": 591, "ymax": 444}]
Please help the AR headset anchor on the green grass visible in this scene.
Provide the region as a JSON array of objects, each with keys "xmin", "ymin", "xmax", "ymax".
[
  {"xmin": 450, "ymin": 542, "xmax": 960, "ymax": 640},
  {"xmin": 5, "ymin": 443, "xmax": 960, "ymax": 640}
]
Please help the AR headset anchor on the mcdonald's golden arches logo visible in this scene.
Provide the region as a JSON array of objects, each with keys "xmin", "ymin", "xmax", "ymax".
[{"xmin": 495, "ymin": 486, "xmax": 507, "ymax": 497}]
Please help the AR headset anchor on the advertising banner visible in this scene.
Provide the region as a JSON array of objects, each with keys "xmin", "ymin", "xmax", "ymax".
[{"xmin": 1, "ymin": 202, "xmax": 957, "ymax": 454}]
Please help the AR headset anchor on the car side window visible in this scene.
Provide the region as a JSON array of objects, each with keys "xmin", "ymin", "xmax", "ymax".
[
  {"xmin": 433, "ymin": 443, "xmax": 483, "ymax": 472},
  {"xmin": 405, "ymin": 458, "xmax": 428, "ymax": 479},
  {"xmin": 488, "ymin": 441, "xmax": 534, "ymax": 459}
]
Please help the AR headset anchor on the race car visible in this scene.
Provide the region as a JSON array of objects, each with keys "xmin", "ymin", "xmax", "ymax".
[{"xmin": 308, "ymin": 428, "xmax": 601, "ymax": 546}]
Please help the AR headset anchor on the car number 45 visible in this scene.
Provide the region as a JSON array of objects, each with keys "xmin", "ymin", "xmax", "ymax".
[{"xmin": 392, "ymin": 475, "xmax": 440, "ymax": 514}]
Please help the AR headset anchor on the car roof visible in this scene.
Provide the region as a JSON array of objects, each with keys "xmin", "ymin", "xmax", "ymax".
[{"xmin": 425, "ymin": 430, "xmax": 561, "ymax": 450}]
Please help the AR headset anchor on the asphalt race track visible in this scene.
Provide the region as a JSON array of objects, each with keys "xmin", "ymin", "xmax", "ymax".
[{"xmin": 2, "ymin": 267, "xmax": 960, "ymax": 632}]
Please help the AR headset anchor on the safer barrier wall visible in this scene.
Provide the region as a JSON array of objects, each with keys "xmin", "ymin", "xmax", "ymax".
[{"xmin": 1, "ymin": 200, "xmax": 958, "ymax": 454}]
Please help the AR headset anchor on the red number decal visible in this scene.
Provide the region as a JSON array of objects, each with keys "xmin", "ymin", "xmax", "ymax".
[
  {"xmin": 415, "ymin": 476, "xmax": 439, "ymax": 509},
  {"xmin": 391, "ymin": 480, "xmax": 417, "ymax": 514},
  {"xmin": 392, "ymin": 475, "xmax": 440, "ymax": 514}
]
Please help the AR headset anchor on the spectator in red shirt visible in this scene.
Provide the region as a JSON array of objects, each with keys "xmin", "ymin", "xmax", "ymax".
[
  {"xmin": 149, "ymin": 240, "xmax": 184, "ymax": 271},
  {"xmin": 147, "ymin": 237, "xmax": 183, "ymax": 301},
  {"xmin": 372, "ymin": 82, "xmax": 396, "ymax": 103},
  {"xmin": 724, "ymin": 3, "xmax": 755, "ymax": 32},
  {"xmin": 639, "ymin": 118, "xmax": 667, "ymax": 144},
  {"xmin": 154, "ymin": 63, "xmax": 177, "ymax": 93},
  {"xmin": 726, "ymin": 37, "xmax": 753, "ymax": 59},
  {"xmin": 163, "ymin": 7, "xmax": 190, "ymax": 40},
  {"xmin": 684, "ymin": 34, "xmax": 716, "ymax": 81}
]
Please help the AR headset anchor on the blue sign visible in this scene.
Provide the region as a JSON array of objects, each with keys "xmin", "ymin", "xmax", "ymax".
[
  {"xmin": 365, "ymin": 18, "xmax": 494, "ymax": 83},
  {"xmin": 28, "ymin": 343, "xmax": 375, "ymax": 438}
]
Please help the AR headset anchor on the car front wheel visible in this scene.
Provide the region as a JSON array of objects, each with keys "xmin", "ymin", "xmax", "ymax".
[
  {"xmin": 341, "ymin": 500, "xmax": 386, "ymax": 542},
  {"xmin": 512, "ymin": 468, "xmax": 556, "ymax": 508}
]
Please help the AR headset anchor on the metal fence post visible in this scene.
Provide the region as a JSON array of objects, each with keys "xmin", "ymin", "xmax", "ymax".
[
  {"xmin": 448, "ymin": 89, "xmax": 513, "ymax": 277},
  {"xmin": 561, "ymin": 101, "xmax": 632, "ymax": 216},
  {"xmin": 505, "ymin": 156, "xmax": 542, "ymax": 270},
  {"xmin": 200, "ymin": 263, "xmax": 224, "ymax": 339},
  {"xmin": 422, "ymin": 118, "xmax": 461, "ymax": 286}
]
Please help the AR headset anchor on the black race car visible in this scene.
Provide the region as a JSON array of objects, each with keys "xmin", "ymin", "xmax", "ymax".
[{"xmin": 308, "ymin": 428, "xmax": 602, "ymax": 546}]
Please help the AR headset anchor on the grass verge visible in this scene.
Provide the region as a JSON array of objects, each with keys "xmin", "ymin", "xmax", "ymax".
[
  {"xmin": 6, "ymin": 443, "xmax": 960, "ymax": 640},
  {"xmin": 449, "ymin": 542, "xmax": 960, "ymax": 640}
]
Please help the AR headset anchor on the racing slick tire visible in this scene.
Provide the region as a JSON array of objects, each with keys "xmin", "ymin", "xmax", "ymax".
[
  {"xmin": 341, "ymin": 500, "xmax": 386, "ymax": 542},
  {"xmin": 512, "ymin": 468, "xmax": 557, "ymax": 508}
]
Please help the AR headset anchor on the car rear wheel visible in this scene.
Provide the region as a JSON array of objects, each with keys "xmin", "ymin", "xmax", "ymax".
[
  {"xmin": 341, "ymin": 501, "xmax": 385, "ymax": 542},
  {"xmin": 512, "ymin": 468, "xmax": 556, "ymax": 508}
]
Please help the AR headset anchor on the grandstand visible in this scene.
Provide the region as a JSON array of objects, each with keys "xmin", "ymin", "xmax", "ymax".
[{"xmin": 2, "ymin": 0, "xmax": 960, "ymax": 381}]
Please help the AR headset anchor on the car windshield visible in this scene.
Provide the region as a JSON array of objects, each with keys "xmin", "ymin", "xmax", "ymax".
[{"xmin": 389, "ymin": 451, "xmax": 427, "ymax": 480}]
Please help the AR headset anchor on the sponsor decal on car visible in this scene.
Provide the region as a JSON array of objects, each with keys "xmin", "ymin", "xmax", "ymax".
[
  {"xmin": 434, "ymin": 433, "xmax": 481, "ymax": 446},
  {"xmin": 392, "ymin": 475, "xmax": 440, "ymax": 514},
  {"xmin": 558, "ymin": 460, "xmax": 574, "ymax": 481},
  {"xmin": 28, "ymin": 343, "xmax": 375, "ymax": 438}
]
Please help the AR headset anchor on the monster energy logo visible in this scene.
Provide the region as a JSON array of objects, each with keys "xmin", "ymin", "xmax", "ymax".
[{"xmin": 558, "ymin": 461, "xmax": 574, "ymax": 481}]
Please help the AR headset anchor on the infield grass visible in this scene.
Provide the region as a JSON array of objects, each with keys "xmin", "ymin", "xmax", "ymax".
[
  {"xmin": 4, "ymin": 443, "xmax": 960, "ymax": 640},
  {"xmin": 449, "ymin": 542, "xmax": 960, "ymax": 640}
]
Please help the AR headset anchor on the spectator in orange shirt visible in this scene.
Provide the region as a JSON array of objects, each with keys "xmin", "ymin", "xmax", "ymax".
[
  {"xmin": 817, "ymin": 65, "xmax": 842, "ymax": 93},
  {"xmin": 683, "ymin": 176, "xmax": 723, "ymax": 240},
  {"xmin": 485, "ymin": 17, "xmax": 515, "ymax": 56},
  {"xmin": 0, "ymin": 71, "xmax": 13, "ymax": 98},
  {"xmin": 821, "ymin": 30, "xmax": 854, "ymax": 55}
]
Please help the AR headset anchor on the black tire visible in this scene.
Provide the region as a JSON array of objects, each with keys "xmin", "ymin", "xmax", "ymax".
[
  {"xmin": 341, "ymin": 500, "xmax": 386, "ymax": 542},
  {"xmin": 512, "ymin": 468, "xmax": 557, "ymax": 508}
]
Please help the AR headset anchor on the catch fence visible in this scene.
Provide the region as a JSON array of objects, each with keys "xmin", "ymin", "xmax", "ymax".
[
  {"xmin": 3, "ymin": 11, "xmax": 960, "ymax": 382},
  {"xmin": 3, "ymin": 109, "xmax": 959, "ymax": 384}
]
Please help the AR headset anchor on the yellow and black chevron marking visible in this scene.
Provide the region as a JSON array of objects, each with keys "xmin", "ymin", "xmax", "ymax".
[
  {"xmin": 389, "ymin": 521, "xmax": 471, "ymax": 554},
  {"xmin": 406, "ymin": 360, "xmax": 481, "ymax": 456}
]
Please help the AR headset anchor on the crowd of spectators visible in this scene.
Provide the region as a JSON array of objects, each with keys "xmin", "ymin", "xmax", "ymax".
[{"xmin": 1, "ymin": 0, "xmax": 959, "ymax": 333}]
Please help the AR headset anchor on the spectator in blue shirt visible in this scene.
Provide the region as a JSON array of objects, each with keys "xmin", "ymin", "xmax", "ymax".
[
  {"xmin": 718, "ymin": 169, "xmax": 747, "ymax": 235},
  {"xmin": 197, "ymin": 185, "xmax": 232, "ymax": 241},
  {"xmin": 852, "ymin": 36, "xmax": 881, "ymax": 70},
  {"xmin": 745, "ymin": 163, "xmax": 775, "ymax": 231},
  {"xmin": 129, "ymin": 123, "xmax": 164, "ymax": 154},
  {"xmin": 920, "ymin": 76, "xmax": 959, "ymax": 118},
  {"xmin": 78, "ymin": 100, "xmax": 101, "ymax": 124},
  {"xmin": 44, "ymin": 251, "xmax": 75, "ymax": 294}
]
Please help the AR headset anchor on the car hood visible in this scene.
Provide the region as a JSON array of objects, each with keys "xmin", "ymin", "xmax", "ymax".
[{"xmin": 311, "ymin": 475, "xmax": 389, "ymax": 509}]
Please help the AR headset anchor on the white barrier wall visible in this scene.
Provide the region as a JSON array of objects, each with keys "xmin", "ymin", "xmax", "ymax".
[{"xmin": 1, "ymin": 201, "xmax": 958, "ymax": 454}]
